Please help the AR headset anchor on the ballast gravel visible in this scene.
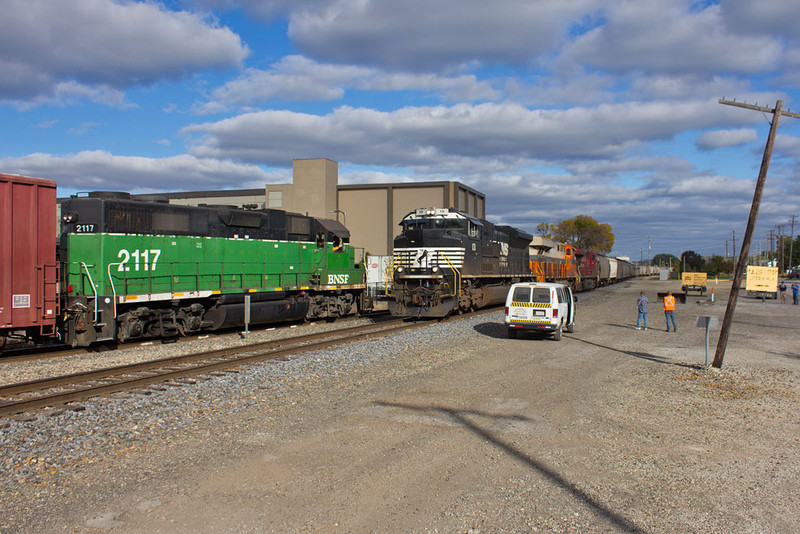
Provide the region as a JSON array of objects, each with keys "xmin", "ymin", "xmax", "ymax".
[{"xmin": 1, "ymin": 279, "xmax": 799, "ymax": 533}]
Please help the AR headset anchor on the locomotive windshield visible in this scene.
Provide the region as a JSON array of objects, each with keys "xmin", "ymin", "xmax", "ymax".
[{"xmin": 402, "ymin": 218, "xmax": 466, "ymax": 231}]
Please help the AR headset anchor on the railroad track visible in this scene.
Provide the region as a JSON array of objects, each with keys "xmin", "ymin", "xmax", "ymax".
[
  {"xmin": 0, "ymin": 307, "xmax": 502, "ymax": 417},
  {"xmin": 0, "ymin": 314, "xmax": 367, "ymax": 363},
  {"xmin": 0, "ymin": 319, "xmax": 422, "ymax": 417}
]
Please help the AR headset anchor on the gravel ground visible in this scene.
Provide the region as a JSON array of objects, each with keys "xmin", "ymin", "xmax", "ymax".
[{"xmin": 1, "ymin": 279, "xmax": 799, "ymax": 533}]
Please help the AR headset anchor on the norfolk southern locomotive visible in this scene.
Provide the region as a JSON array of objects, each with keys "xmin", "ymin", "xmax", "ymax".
[{"xmin": 388, "ymin": 208, "xmax": 533, "ymax": 318}]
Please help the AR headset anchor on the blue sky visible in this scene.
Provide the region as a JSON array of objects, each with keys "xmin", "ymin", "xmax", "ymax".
[{"xmin": 2, "ymin": 0, "xmax": 799, "ymax": 260}]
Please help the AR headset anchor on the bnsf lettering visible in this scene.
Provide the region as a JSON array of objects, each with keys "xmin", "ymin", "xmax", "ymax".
[{"xmin": 328, "ymin": 274, "xmax": 349, "ymax": 285}]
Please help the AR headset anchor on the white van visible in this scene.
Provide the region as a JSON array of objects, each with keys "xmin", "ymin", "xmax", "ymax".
[{"xmin": 504, "ymin": 282, "xmax": 575, "ymax": 340}]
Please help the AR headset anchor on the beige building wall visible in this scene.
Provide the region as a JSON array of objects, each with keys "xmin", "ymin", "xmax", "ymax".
[
  {"xmin": 338, "ymin": 189, "xmax": 388, "ymax": 256},
  {"xmin": 285, "ymin": 158, "xmax": 337, "ymax": 219},
  {"xmin": 338, "ymin": 182, "xmax": 485, "ymax": 255}
]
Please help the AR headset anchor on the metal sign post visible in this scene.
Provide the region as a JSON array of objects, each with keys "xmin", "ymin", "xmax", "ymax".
[
  {"xmin": 696, "ymin": 316, "xmax": 718, "ymax": 366},
  {"xmin": 243, "ymin": 294, "xmax": 251, "ymax": 338}
]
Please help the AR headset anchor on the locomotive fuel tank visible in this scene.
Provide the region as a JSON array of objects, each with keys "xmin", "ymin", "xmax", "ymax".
[{"xmin": 203, "ymin": 297, "xmax": 309, "ymax": 330}]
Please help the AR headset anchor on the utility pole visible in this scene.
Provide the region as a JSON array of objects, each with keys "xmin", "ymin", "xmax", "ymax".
[
  {"xmin": 776, "ymin": 224, "xmax": 785, "ymax": 272},
  {"xmin": 732, "ymin": 230, "xmax": 736, "ymax": 259},
  {"xmin": 790, "ymin": 215, "xmax": 797, "ymax": 271},
  {"xmin": 714, "ymin": 99, "xmax": 800, "ymax": 369}
]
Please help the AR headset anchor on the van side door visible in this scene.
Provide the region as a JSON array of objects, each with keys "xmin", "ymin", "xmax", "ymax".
[{"xmin": 564, "ymin": 286, "xmax": 574, "ymax": 325}]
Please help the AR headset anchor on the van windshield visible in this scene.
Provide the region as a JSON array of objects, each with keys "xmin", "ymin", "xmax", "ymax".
[
  {"xmin": 511, "ymin": 287, "xmax": 531, "ymax": 302},
  {"xmin": 533, "ymin": 288, "xmax": 551, "ymax": 303}
]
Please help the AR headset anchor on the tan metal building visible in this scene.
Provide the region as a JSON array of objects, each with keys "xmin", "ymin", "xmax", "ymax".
[{"xmin": 137, "ymin": 158, "xmax": 485, "ymax": 256}]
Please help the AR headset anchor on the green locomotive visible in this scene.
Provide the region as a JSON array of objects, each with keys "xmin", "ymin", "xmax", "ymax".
[{"xmin": 60, "ymin": 192, "xmax": 368, "ymax": 346}]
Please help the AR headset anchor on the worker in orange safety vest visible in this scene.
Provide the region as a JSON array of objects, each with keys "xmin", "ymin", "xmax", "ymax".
[{"xmin": 663, "ymin": 291, "xmax": 677, "ymax": 332}]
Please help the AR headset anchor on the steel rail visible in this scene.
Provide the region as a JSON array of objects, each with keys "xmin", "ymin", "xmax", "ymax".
[
  {"xmin": 0, "ymin": 307, "xmax": 501, "ymax": 417},
  {"xmin": 0, "ymin": 319, "xmax": 415, "ymax": 416}
]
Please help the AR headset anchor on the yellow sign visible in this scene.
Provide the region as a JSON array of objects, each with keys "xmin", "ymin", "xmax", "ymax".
[
  {"xmin": 681, "ymin": 272, "xmax": 707, "ymax": 286},
  {"xmin": 745, "ymin": 266, "xmax": 778, "ymax": 292}
]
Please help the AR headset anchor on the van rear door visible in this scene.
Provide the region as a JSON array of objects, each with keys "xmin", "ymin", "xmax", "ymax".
[{"xmin": 508, "ymin": 285, "xmax": 533, "ymax": 323}]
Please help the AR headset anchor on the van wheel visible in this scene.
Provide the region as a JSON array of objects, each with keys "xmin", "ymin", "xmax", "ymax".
[
  {"xmin": 553, "ymin": 324, "xmax": 562, "ymax": 341},
  {"xmin": 566, "ymin": 323, "xmax": 574, "ymax": 333},
  {"xmin": 508, "ymin": 328, "xmax": 517, "ymax": 339}
]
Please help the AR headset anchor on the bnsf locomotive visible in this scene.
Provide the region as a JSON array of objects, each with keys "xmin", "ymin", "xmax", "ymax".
[
  {"xmin": 388, "ymin": 208, "xmax": 534, "ymax": 318},
  {"xmin": 388, "ymin": 209, "xmax": 636, "ymax": 319},
  {"xmin": 1, "ymin": 173, "xmax": 372, "ymax": 351}
]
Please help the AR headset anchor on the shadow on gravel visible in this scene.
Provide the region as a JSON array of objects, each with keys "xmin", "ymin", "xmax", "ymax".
[
  {"xmin": 733, "ymin": 319, "xmax": 797, "ymax": 331},
  {"xmin": 472, "ymin": 322, "xmax": 507, "ymax": 339},
  {"xmin": 603, "ymin": 323, "xmax": 640, "ymax": 330},
  {"xmin": 374, "ymin": 400, "xmax": 646, "ymax": 534},
  {"xmin": 571, "ymin": 337, "xmax": 703, "ymax": 370},
  {"xmin": 768, "ymin": 351, "xmax": 800, "ymax": 360}
]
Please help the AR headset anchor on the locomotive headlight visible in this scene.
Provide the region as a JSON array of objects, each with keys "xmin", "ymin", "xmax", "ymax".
[
  {"xmin": 432, "ymin": 266, "xmax": 439, "ymax": 273},
  {"xmin": 397, "ymin": 267, "xmax": 404, "ymax": 273},
  {"xmin": 62, "ymin": 212, "xmax": 77, "ymax": 223}
]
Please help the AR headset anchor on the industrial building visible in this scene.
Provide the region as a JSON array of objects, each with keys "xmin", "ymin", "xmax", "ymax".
[{"xmin": 137, "ymin": 158, "xmax": 486, "ymax": 256}]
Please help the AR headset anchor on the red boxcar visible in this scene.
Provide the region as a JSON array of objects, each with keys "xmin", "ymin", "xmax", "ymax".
[{"xmin": 0, "ymin": 173, "xmax": 59, "ymax": 350}]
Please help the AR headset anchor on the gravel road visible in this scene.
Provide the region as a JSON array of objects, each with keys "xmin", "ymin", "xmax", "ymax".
[{"xmin": 1, "ymin": 278, "xmax": 799, "ymax": 533}]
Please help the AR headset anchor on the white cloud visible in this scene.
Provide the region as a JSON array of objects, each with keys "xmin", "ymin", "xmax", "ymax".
[
  {"xmin": 288, "ymin": 0, "xmax": 600, "ymax": 70},
  {"xmin": 720, "ymin": 0, "xmax": 800, "ymax": 40},
  {"xmin": 199, "ymin": 55, "xmax": 501, "ymax": 111},
  {"xmin": 182, "ymin": 100, "xmax": 753, "ymax": 167},
  {"xmin": 696, "ymin": 129, "xmax": 759, "ymax": 150},
  {"xmin": 0, "ymin": 151, "xmax": 280, "ymax": 193},
  {"xmin": 0, "ymin": 0, "xmax": 249, "ymax": 105},
  {"xmin": 558, "ymin": 1, "xmax": 783, "ymax": 76}
]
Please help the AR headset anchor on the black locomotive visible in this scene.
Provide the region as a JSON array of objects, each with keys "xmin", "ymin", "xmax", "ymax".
[{"xmin": 388, "ymin": 208, "xmax": 533, "ymax": 318}]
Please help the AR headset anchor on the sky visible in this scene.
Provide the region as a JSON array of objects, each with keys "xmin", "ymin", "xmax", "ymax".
[{"xmin": 1, "ymin": 0, "xmax": 799, "ymax": 260}]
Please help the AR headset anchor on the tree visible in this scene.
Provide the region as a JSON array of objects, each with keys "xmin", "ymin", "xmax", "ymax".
[
  {"xmin": 536, "ymin": 222, "xmax": 554, "ymax": 238},
  {"xmin": 680, "ymin": 250, "xmax": 705, "ymax": 273},
  {"xmin": 706, "ymin": 255, "xmax": 733, "ymax": 277},
  {"xmin": 652, "ymin": 253, "xmax": 679, "ymax": 268},
  {"xmin": 552, "ymin": 215, "xmax": 614, "ymax": 253}
]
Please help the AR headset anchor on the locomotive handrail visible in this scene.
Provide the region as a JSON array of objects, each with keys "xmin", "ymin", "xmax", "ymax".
[
  {"xmin": 102, "ymin": 256, "xmax": 352, "ymax": 298},
  {"xmin": 107, "ymin": 262, "xmax": 122, "ymax": 319},
  {"xmin": 385, "ymin": 255, "xmax": 403, "ymax": 297},
  {"xmin": 80, "ymin": 262, "xmax": 99, "ymax": 323},
  {"xmin": 435, "ymin": 251, "xmax": 461, "ymax": 298}
]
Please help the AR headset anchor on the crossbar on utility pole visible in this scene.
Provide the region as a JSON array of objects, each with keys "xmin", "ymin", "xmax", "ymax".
[{"xmin": 713, "ymin": 99, "xmax": 800, "ymax": 368}]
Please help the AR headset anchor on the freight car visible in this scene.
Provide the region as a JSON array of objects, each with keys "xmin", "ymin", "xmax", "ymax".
[
  {"xmin": 388, "ymin": 208, "xmax": 534, "ymax": 318},
  {"xmin": 0, "ymin": 175, "xmax": 379, "ymax": 351},
  {"xmin": 0, "ymin": 174, "xmax": 59, "ymax": 352}
]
